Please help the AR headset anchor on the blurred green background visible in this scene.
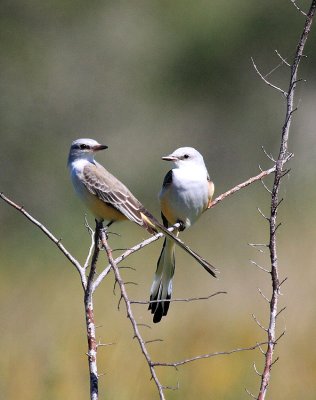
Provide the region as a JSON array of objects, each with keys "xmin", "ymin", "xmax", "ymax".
[{"xmin": 1, "ymin": 1, "xmax": 316, "ymax": 399}]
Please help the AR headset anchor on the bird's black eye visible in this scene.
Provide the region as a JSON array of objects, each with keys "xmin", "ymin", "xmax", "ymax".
[
  {"xmin": 183, "ymin": 154, "xmax": 189, "ymax": 159},
  {"xmin": 80, "ymin": 144, "xmax": 90, "ymax": 150}
]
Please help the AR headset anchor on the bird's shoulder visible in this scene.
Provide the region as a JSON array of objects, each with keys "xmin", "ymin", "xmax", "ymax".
[
  {"xmin": 82, "ymin": 162, "xmax": 134, "ymax": 198},
  {"xmin": 162, "ymin": 169, "xmax": 173, "ymax": 189}
]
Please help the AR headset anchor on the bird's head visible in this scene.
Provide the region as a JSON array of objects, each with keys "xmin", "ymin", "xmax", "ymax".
[
  {"xmin": 162, "ymin": 147, "xmax": 205, "ymax": 168},
  {"xmin": 68, "ymin": 138, "xmax": 108, "ymax": 164}
]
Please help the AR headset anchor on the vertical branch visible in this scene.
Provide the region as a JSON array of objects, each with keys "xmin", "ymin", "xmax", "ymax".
[
  {"xmin": 84, "ymin": 221, "xmax": 103, "ymax": 400},
  {"xmin": 257, "ymin": 2, "xmax": 316, "ymax": 399}
]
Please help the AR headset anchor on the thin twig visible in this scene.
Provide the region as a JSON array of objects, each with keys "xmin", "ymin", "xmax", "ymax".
[
  {"xmin": 131, "ymin": 291, "xmax": 226, "ymax": 305},
  {"xmin": 251, "ymin": 57, "xmax": 288, "ymax": 96},
  {"xmin": 152, "ymin": 342, "xmax": 267, "ymax": 367},
  {"xmin": 275, "ymin": 49, "xmax": 291, "ymax": 67},
  {"xmin": 0, "ymin": 192, "xmax": 86, "ymax": 288},
  {"xmin": 208, "ymin": 166, "xmax": 276, "ymax": 209},
  {"xmin": 290, "ymin": 0, "xmax": 307, "ymax": 16}
]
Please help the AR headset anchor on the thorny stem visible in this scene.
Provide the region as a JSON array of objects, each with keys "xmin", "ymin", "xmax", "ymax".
[
  {"xmin": 257, "ymin": 2, "xmax": 316, "ymax": 399},
  {"xmin": 84, "ymin": 221, "xmax": 104, "ymax": 400},
  {"xmin": 99, "ymin": 231, "xmax": 166, "ymax": 400}
]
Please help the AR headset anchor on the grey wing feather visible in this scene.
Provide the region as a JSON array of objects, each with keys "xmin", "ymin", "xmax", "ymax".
[{"xmin": 82, "ymin": 163, "xmax": 144, "ymax": 225}]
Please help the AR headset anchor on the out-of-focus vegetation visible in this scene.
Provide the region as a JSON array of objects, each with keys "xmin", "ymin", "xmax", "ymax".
[{"xmin": 1, "ymin": 1, "xmax": 316, "ymax": 399}]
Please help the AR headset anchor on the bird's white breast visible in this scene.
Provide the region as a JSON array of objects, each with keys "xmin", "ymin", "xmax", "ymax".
[{"xmin": 160, "ymin": 165, "xmax": 209, "ymax": 228}]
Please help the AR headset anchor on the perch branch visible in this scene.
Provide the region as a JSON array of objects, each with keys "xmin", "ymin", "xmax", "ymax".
[{"xmin": 84, "ymin": 221, "xmax": 104, "ymax": 400}]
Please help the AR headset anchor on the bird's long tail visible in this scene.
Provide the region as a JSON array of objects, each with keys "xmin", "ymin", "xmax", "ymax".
[
  {"xmin": 149, "ymin": 236, "xmax": 176, "ymax": 323},
  {"xmin": 140, "ymin": 210, "xmax": 218, "ymax": 278}
]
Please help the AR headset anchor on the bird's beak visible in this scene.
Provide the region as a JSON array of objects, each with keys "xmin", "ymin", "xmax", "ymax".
[
  {"xmin": 93, "ymin": 144, "xmax": 108, "ymax": 152},
  {"xmin": 162, "ymin": 155, "xmax": 177, "ymax": 161}
]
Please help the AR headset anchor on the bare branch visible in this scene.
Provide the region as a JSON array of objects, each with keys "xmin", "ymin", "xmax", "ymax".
[
  {"xmin": 251, "ymin": 57, "xmax": 288, "ymax": 96},
  {"xmin": 254, "ymin": 362, "xmax": 262, "ymax": 377},
  {"xmin": 145, "ymin": 339, "xmax": 164, "ymax": 344},
  {"xmin": 261, "ymin": 146, "xmax": 276, "ymax": 162},
  {"xmin": 290, "ymin": 0, "xmax": 307, "ymax": 16},
  {"xmin": 250, "ymin": 260, "xmax": 270, "ymax": 273},
  {"xmin": 257, "ymin": 207, "xmax": 270, "ymax": 221},
  {"xmin": 260, "ymin": 178, "xmax": 272, "ymax": 194},
  {"xmin": 276, "ymin": 307, "xmax": 286, "ymax": 318},
  {"xmin": 208, "ymin": 166, "xmax": 276, "ymax": 209},
  {"xmin": 245, "ymin": 388, "xmax": 257, "ymax": 399},
  {"xmin": 257, "ymin": 3, "xmax": 316, "ymax": 399},
  {"xmin": 258, "ymin": 288, "xmax": 270, "ymax": 303},
  {"xmin": 84, "ymin": 222, "xmax": 105, "ymax": 400},
  {"xmin": 252, "ymin": 314, "xmax": 268, "ymax": 332},
  {"xmin": 131, "ymin": 291, "xmax": 226, "ymax": 305},
  {"xmin": 152, "ymin": 342, "xmax": 267, "ymax": 367},
  {"xmin": 99, "ymin": 231, "xmax": 166, "ymax": 400},
  {"xmin": 0, "ymin": 192, "xmax": 87, "ymax": 288},
  {"xmin": 275, "ymin": 49, "xmax": 291, "ymax": 67},
  {"xmin": 248, "ymin": 243, "xmax": 268, "ymax": 253}
]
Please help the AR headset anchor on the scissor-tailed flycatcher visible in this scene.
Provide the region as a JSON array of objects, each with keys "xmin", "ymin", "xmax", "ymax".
[
  {"xmin": 149, "ymin": 147, "xmax": 215, "ymax": 323},
  {"xmin": 67, "ymin": 139, "xmax": 217, "ymax": 279}
]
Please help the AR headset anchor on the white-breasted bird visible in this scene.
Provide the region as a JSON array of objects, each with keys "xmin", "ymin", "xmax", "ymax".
[
  {"xmin": 149, "ymin": 147, "xmax": 215, "ymax": 323},
  {"xmin": 67, "ymin": 139, "xmax": 217, "ymax": 281}
]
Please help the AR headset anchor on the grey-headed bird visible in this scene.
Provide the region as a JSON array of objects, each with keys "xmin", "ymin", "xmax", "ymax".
[
  {"xmin": 149, "ymin": 147, "xmax": 215, "ymax": 323},
  {"xmin": 67, "ymin": 139, "xmax": 217, "ymax": 284}
]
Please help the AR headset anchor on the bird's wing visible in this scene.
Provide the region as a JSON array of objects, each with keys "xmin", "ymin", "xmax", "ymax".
[{"xmin": 82, "ymin": 163, "xmax": 150, "ymax": 227}]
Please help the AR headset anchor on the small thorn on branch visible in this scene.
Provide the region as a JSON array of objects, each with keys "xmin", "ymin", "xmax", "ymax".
[
  {"xmin": 162, "ymin": 382, "xmax": 180, "ymax": 391},
  {"xmin": 251, "ymin": 57, "xmax": 288, "ymax": 96},
  {"xmin": 254, "ymin": 362, "xmax": 262, "ymax": 377},
  {"xmin": 271, "ymin": 356, "xmax": 280, "ymax": 367},
  {"xmin": 275, "ymin": 329, "xmax": 286, "ymax": 343},
  {"xmin": 136, "ymin": 323, "xmax": 152, "ymax": 329},
  {"xmin": 279, "ymin": 277, "xmax": 288, "ymax": 288},
  {"xmin": 257, "ymin": 207, "xmax": 270, "ymax": 221},
  {"xmin": 275, "ymin": 49, "xmax": 291, "ymax": 67},
  {"xmin": 145, "ymin": 339, "xmax": 164, "ymax": 344},
  {"xmin": 258, "ymin": 288, "xmax": 270, "ymax": 303},
  {"xmin": 248, "ymin": 243, "xmax": 268, "ymax": 253},
  {"xmin": 250, "ymin": 260, "xmax": 270, "ymax": 273},
  {"xmin": 276, "ymin": 307, "xmax": 286, "ymax": 318},
  {"xmin": 261, "ymin": 178, "xmax": 272, "ymax": 194},
  {"xmin": 245, "ymin": 388, "xmax": 257, "ymax": 399},
  {"xmin": 261, "ymin": 146, "xmax": 276, "ymax": 162},
  {"xmin": 290, "ymin": 0, "xmax": 307, "ymax": 16},
  {"xmin": 252, "ymin": 314, "xmax": 268, "ymax": 332},
  {"xmin": 257, "ymin": 343, "xmax": 266, "ymax": 355}
]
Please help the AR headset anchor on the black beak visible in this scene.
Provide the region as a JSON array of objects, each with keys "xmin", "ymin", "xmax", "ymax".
[{"xmin": 94, "ymin": 144, "xmax": 108, "ymax": 151}]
